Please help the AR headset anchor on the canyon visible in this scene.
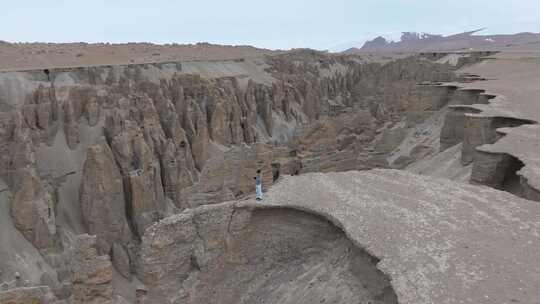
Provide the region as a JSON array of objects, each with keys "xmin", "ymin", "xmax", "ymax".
[{"xmin": 1, "ymin": 40, "xmax": 540, "ymax": 304}]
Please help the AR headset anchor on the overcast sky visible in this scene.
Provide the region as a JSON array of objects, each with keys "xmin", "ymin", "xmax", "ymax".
[{"xmin": 1, "ymin": 0, "xmax": 539, "ymax": 50}]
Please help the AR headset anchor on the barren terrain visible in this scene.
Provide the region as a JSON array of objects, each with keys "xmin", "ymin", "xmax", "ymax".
[
  {"xmin": 0, "ymin": 42, "xmax": 278, "ymax": 71},
  {"xmin": 1, "ymin": 32, "xmax": 540, "ymax": 304}
]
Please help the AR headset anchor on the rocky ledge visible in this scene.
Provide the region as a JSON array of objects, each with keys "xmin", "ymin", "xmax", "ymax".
[
  {"xmin": 265, "ymin": 170, "xmax": 540, "ymax": 304},
  {"xmin": 135, "ymin": 170, "xmax": 540, "ymax": 304}
]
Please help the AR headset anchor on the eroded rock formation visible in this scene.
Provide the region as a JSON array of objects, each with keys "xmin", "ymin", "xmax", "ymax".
[
  {"xmin": 80, "ymin": 140, "xmax": 133, "ymax": 254},
  {"xmin": 137, "ymin": 203, "xmax": 397, "ymax": 304},
  {"xmin": 2, "ymin": 50, "xmax": 497, "ymax": 302}
]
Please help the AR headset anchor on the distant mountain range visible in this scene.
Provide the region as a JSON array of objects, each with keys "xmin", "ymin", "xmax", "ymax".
[{"xmin": 343, "ymin": 29, "xmax": 540, "ymax": 53}]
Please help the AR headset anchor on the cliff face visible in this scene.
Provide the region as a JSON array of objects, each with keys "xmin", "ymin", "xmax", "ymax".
[
  {"xmin": 0, "ymin": 51, "xmax": 461, "ymax": 302},
  {"xmin": 137, "ymin": 203, "xmax": 398, "ymax": 304}
]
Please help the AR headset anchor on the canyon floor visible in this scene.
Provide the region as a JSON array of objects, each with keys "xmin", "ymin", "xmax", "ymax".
[{"xmin": 0, "ymin": 41, "xmax": 540, "ymax": 304}]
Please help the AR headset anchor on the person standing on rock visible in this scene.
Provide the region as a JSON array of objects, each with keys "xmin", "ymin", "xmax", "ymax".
[{"xmin": 255, "ymin": 170, "xmax": 263, "ymax": 201}]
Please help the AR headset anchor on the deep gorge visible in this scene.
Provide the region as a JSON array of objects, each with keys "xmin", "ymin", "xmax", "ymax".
[{"xmin": 1, "ymin": 50, "xmax": 536, "ymax": 303}]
